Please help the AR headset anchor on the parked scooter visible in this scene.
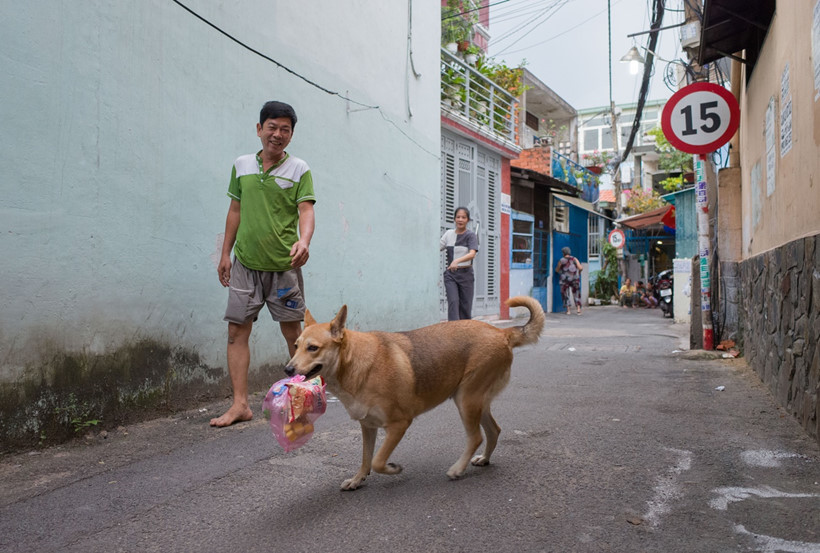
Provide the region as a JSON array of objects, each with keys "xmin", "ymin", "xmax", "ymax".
[{"xmin": 655, "ymin": 269, "xmax": 674, "ymax": 318}]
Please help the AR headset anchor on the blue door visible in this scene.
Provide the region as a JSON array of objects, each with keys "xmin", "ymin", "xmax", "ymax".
[
  {"xmin": 532, "ymin": 229, "xmax": 550, "ymax": 311},
  {"xmin": 552, "ymin": 201, "xmax": 588, "ymax": 313}
]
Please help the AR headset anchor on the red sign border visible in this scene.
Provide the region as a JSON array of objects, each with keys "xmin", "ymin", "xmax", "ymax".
[
  {"xmin": 608, "ymin": 228, "xmax": 625, "ymax": 248},
  {"xmin": 661, "ymin": 82, "xmax": 740, "ymax": 155}
]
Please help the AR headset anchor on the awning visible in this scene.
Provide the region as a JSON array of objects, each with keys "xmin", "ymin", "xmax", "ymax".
[
  {"xmin": 698, "ymin": 0, "xmax": 775, "ymax": 66},
  {"xmin": 554, "ymin": 194, "xmax": 616, "ymax": 221},
  {"xmin": 510, "ymin": 166, "xmax": 579, "ymax": 196},
  {"xmin": 618, "ymin": 205, "xmax": 674, "ymax": 230}
]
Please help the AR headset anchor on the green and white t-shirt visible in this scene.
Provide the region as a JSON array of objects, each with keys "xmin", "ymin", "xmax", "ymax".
[{"xmin": 227, "ymin": 152, "xmax": 316, "ymax": 272}]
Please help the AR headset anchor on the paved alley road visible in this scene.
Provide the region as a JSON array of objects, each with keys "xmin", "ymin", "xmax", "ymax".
[{"xmin": 1, "ymin": 305, "xmax": 818, "ymax": 553}]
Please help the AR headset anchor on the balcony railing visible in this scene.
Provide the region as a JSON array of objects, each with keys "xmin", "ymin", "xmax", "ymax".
[
  {"xmin": 440, "ymin": 49, "xmax": 519, "ymax": 147},
  {"xmin": 550, "ymin": 150, "xmax": 599, "ymax": 204}
]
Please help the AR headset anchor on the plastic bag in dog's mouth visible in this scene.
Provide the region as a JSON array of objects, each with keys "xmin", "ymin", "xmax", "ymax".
[{"xmin": 262, "ymin": 375, "xmax": 326, "ymax": 452}]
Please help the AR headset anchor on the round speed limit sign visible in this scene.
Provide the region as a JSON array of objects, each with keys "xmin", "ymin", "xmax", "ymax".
[
  {"xmin": 608, "ymin": 229, "xmax": 625, "ymax": 249},
  {"xmin": 661, "ymin": 82, "xmax": 740, "ymax": 155}
]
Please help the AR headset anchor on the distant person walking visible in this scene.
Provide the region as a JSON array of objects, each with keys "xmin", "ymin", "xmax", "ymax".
[
  {"xmin": 555, "ymin": 246, "xmax": 583, "ymax": 315},
  {"xmin": 440, "ymin": 207, "xmax": 478, "ymax": 321}
]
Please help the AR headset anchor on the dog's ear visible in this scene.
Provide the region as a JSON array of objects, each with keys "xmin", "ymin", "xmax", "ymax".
[
  {"xmin": 330, "ymin": 305, "xmax": 347, "ymax": 339},
  {"xmin": 304, "ymin": 309, "xmax": 317, "ymax": 327}
]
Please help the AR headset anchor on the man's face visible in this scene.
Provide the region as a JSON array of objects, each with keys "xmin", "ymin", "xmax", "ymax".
[{"xmin": 257, "ymin": 117, "xmax": 293, "ymax": 160}]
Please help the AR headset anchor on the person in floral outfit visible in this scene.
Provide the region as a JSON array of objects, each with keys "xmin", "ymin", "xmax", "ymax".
[{"xmin": 555, "ymin": 246, "xmax": 583, "ymax": 315}]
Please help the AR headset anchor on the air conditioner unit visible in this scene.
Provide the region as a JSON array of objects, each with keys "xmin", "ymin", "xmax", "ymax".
[{"xmin": 680, "ymin": 21, "xmax": 700, "ymax": 49}]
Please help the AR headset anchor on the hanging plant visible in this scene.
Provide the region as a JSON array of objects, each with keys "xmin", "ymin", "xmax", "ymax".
[
  {"xmin": 475, "ymin": 57, "xmax": 530, "ymax": 98},
  {"xmin": 441, "ymin": 0, "xmax": 478, "ymax": 48}
]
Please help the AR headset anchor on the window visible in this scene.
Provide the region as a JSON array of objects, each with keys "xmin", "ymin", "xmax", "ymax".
[
  {"xmin": 526, "ymin": 111, "xmax": 538, "ymax": 130},
  {"xmin": 583, "ymin": 129, "xmax": 598, "ymax": 151},
  {"xmin": 588, "ymin": 215, "xmax": 602, "ymax": 259},
  {"xmin": 620, "ymin": 125, "xmax": 631, "ymax": 146},
  {"xmin": 554, "ymin": 202, "xmax": 569, "ymax": 233},
  {"xmin": 511, "ymin": 214, "xmax": 534, "ymax": 268},
  {"xmin": 601, "ymin": 127, "xmax": 613, "ymax": 149}
]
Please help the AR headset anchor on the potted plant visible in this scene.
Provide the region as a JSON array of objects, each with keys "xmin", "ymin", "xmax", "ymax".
[
  {"xmin": 441, "ymin": 66, "xmax": 466, "ymax": 109},
  {"xmin": 581, "ymin": 150, "xmax": 613, "ymax": 173},
  {"xmin": 441, "ymin": 0, "xmax": 476, "ymax": 53},
  {"xmin": 464, "ymin": 44, "xmax": 481, "ymax": 65}
]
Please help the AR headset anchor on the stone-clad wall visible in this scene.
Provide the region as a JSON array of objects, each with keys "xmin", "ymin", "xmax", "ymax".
[{"xmin": 738, "ymin": 234, "xmax": 819, "ymax": 442}]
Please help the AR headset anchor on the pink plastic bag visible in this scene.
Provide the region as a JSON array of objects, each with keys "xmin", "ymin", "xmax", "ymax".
[{"xmin": 262, "ymin": 375, "xmax": 327, "ymax": 452}]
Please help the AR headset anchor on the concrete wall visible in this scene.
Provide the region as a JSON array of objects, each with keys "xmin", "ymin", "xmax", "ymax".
[
  {"xmin": 739, "ymin": 2, "xmax": 820, "ymax": 257},
  {"xmin": 0, "ymin": 0, "xmax": 440, "ymax": 448}
]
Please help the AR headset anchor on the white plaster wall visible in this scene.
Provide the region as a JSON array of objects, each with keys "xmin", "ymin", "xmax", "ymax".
[
  {"xmin": 740, "ymin": 2, "xmax": 820, "ymax": 257},
  {"xmin": 673, "ymin": 258, "xmax": 692, "ymax": 324},
  {"xmin": 509, "ymin": 268, "xmax": 533, "ymax": 318},
  {"xmin": 0, "ymin": 0, "xmax": 441, "ymax": 379}
]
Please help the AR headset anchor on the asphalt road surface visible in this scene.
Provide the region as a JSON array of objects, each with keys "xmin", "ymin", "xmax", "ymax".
[{"xmin": 2, "ymin": 305, "xmax": 819, "ymax": 553}]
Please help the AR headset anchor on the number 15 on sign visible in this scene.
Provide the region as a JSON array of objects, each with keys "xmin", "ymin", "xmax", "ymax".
[{"xmin": 661, "ymin": 82, "xmax": 740, "ymax": 155}]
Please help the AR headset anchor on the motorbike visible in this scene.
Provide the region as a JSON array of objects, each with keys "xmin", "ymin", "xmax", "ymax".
[{"xmin": 655, "ymin": 269, "xmax": 674, "ymax": 318}]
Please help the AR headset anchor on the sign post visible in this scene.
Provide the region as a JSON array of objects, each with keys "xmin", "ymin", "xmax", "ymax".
[{"xmin": 661, "ymin": 82, "xmax": 739, "ymax": 350}]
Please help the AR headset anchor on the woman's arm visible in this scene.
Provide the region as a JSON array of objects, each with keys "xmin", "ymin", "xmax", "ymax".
[{"xmin": 448, "ymin": 249, "xmax": 476, "ymax": 270}]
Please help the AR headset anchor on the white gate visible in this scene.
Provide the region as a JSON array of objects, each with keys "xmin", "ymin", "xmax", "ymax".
[{"xmin": 440, "ymin": 131, "xmax": 501, "ymax": 319}]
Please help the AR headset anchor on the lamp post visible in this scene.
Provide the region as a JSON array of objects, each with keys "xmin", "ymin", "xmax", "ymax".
[{"xmin": 620, "ymin": 46, "xmax": 645, "ymax": 75}]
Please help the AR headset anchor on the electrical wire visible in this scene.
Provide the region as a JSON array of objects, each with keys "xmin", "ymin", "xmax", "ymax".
[
  {"xmin": 487, "ymin": 0, "xmax": 556, "ymax": 25},
  {"xmin": 496, "ymin": 0, "xmax": 626, "ymax": 56},
  {"xmin": 490, "ymin": 0, "xmax": 557, "ymax": 23},
  {"xmin": 170, "ymin": 0, "xmax": 377, "ymax": 110},
  {"xmin": 441, "ymin": 0, "xmax": 511, "ymax": 20},
  {"xmin": 494, "ymin": 0, "xmax": 570, "ymax": 54},
  {"xmin": 618, "ymin": 0, "xmax": 665, "ymax": 168},
  {"xmin": 170, "ymin": 0, "xmax": 440, "ymax": 159},
  {"xmin": 492, "ymin": 0, "xmax": 568, "ymax": 51}
]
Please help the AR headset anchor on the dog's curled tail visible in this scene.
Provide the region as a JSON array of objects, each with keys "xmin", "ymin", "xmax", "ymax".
[{"xmin": 505, "ymin": 295, "xmax": 546, "ymax": 349}]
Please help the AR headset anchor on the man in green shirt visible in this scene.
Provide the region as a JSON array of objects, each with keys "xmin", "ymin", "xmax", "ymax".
[{"xmin": 211, "ymin": 101, "xmax": 316, "ymax": 427}]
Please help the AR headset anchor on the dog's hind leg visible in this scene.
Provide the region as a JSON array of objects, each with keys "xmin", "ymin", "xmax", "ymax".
[
  {"xmin": 341, "ymin": 423, "xmax": 377, "ymax": 491},
  {"xmin": 371, "ymin": 421, "xmax": 409, "ymax": 476},
  {"xmin": 471, "ymin": 408, "xmax": 500, "ymax": 467},
  {"xmin": 447, "ymin": 397, "xmax": 484, "ymax": 480}
]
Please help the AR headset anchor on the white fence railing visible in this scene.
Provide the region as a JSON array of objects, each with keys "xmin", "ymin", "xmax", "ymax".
[{"xmin": 440, "ymin": 49, "xmax": 519, "ymax": 146}]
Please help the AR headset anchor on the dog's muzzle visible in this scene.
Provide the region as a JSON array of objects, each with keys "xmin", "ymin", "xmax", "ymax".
[
  {"xmin": 284, "ymin": 364, "xmax": 323, "ymax": 379},
  {"xmin": 305, "ymin": 365, "xmax": 323, "ymax": 379}
]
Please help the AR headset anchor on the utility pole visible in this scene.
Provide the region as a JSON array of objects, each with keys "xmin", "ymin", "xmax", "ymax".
[{"xmin": 683, "ymin": 0, "xmax": 713, "ymax": 350}]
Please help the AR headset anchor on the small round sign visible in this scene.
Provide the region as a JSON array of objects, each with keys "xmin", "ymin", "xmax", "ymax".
[
  {"xmin": 661, "ymin": 82, "xmax": 740, "ymax": 155},
  {"xmin": 608, "ymin": 228, "xmax": 625, "ymax": 249}
]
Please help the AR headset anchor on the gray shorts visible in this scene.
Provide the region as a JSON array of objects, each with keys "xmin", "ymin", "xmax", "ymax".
[{"xmin": 223, "ymin": 258, "xmax": 306, "ymax": 324}]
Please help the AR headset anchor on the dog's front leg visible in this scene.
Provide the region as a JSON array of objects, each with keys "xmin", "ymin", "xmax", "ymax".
[
  {"xmin": 371, "ymin": 421, "xmax": 409, "ymax": 476},
  {"xmin": 340, "ymin": 423, "xmax": 377, "ymax": 491}
]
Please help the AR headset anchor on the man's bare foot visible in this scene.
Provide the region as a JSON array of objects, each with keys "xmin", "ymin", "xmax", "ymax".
[{"xmin": 209, "ymin": 405, "xmax": 253, "ymax": 427}]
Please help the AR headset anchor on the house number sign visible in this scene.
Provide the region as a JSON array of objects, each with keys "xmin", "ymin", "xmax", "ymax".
[{"xmin": 661, "ymin": 82, "xmax": 740, "ymax": 155}]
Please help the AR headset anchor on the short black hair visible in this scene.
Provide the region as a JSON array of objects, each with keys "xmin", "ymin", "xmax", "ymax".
[
  {"xmin": 259, "ymin": 101, "xmax": 297, "ymax": 128},
  {"xmin": 454, "ymin": 206, "xmax": 471, "ymax": 221}
]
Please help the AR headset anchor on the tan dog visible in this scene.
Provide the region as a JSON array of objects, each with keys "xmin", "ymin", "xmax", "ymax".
[{"xmin": 284, "ymin": 296, "xmax": 545, "ymax": 490}]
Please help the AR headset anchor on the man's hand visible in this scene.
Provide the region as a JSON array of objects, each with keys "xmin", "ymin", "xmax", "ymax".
[
  {"xmin": 218, "ymin": 255, "xmax": 232, "ymax": 287},
  {"xmin": 290, "ymin": 239, "xmax": 310, "ymax": 268}
]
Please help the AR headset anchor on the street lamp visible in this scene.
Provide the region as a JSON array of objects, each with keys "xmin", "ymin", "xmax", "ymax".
[{"xmin": 620, "ymin": 46, "xmax": 645, "ymax": 75}]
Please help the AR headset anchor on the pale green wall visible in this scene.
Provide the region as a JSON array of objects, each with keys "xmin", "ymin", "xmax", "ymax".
[{"xmin": 0, "ymin": 0, "xmax": 441, "ymax": 443}]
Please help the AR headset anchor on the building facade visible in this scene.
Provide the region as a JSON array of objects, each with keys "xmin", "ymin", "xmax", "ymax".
[
  {"xmin": 698, "ymin": 0, "xmax": 819, "ymax": 440},
  {"xmin": 0, "ymin": 0, "xmax": 442, "ymax": 448}
]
